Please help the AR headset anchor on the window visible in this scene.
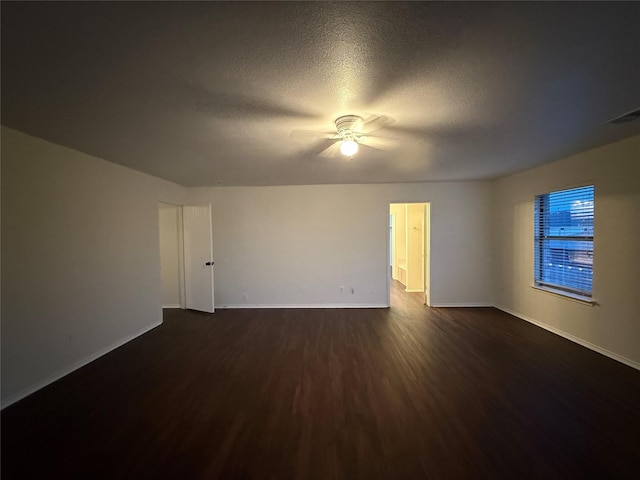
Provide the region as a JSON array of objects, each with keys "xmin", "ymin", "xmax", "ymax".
[{"xmin": 534, "ymin": 185, "xmax": 594, "ymax": 299}]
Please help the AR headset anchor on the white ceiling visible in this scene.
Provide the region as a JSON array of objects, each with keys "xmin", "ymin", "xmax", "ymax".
[{"xmin": 2, "ymin": 2, "xmax": 639, "ymax": 187}]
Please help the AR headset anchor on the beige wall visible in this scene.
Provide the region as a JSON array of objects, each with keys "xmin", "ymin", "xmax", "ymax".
[
  {"xmin": 492, "ymin": 135, "xmax": 640, "ymax": 367},
  {"xmin": 1, "ymin": 127, "xmax": 187, "ymax": 407},
  {"xmin": 189, "ymin": 182, "xmax": 493, "ymax": 308}
]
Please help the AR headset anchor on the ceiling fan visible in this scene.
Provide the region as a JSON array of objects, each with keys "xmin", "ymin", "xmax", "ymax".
[{"xmin": 293, "ymin": 114, "xmax": 397, "ymax": 158}]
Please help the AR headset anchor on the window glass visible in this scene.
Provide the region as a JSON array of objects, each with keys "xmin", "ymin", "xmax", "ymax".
[{"xmin": 534, "ymin": 185, "xmax": 594, "ymax": 297}]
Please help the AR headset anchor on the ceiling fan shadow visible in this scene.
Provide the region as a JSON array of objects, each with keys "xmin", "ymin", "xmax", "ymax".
[
  {"xmin": 290, "ymin": 129, "xmax": 337, "ymax": 140},
  {"xmin": 195, "ymin": 93, "xmax": 320, "ymax": 120},
  {"xmin": 380, "ymin": 124, "xmax": 488, "ymax": 144},
  {"xmin": 188, "ymin": 82, "xmax": 321, "ymax": 120},
  {"xmin": 359, "ymin": 3, "xmax": 500, "ymax": 105}
]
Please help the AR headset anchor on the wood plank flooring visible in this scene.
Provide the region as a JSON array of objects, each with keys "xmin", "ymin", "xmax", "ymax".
[{"xmin": 2, "ymin": 286, "xmax": 639, "ymax": 479}]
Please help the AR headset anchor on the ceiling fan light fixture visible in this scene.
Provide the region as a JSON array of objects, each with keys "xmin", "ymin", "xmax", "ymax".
[{"xmin": 340, "ymin": 139, "xmax": 358, "ymax": 156}]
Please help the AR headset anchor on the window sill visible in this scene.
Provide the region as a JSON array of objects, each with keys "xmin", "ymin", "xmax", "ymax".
[{"xmin": 530, "ymin": 285, "xmax": 596, "ymax": 306}]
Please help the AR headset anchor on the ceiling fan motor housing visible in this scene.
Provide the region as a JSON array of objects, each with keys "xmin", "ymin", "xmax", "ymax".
[{"xmin": 335, "ymin": 115, "xmax": 362, "ymax": 139}]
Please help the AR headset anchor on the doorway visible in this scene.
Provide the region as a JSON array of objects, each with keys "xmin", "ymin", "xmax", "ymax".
[
  {"xmin": 158, "ymin": 203, "xmax": 185, "ymax": 309},
  {"xmin": 388, "ymin": 202, "xmax": 430, "ymax": 308},
  {"xmin": 158, "ymin": 203, "xmax": 215, "ymax": 313}
]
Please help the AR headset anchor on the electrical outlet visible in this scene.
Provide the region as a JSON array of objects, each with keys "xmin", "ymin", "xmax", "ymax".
[
  {"xmin": 339, "ymin": 286, "xmax": 345, "ymax": 294},
  {"xmin": 242, "ymin": 292, "xmax": 249, "ymax": 301},
  {"xmin": 350, "ymin": 287, "xmax": 355, "ymax": 294}
]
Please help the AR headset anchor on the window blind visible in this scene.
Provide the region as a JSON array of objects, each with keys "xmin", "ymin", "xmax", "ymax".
[{"xmin": 534, "ymin": 185, "xmax": 594, "ymax": 297}]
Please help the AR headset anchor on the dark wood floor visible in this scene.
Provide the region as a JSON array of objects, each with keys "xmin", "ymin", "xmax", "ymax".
[{"xmin": 3, "ymin": 286, "xmax": 640, "ymax": 479}]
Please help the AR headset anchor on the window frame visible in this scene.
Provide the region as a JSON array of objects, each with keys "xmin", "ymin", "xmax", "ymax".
[{"xmin": 533, "ymin": 184, "xmax": 594, "ymax": 302}]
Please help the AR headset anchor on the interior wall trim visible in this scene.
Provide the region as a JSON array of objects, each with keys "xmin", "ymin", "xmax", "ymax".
[
  {"xmin": 218, "ymin": 304, "xmax": 390, "ymax": 309},
  {"xmin": 430, "ymin": 303, "xmax": 494, "ymax": 308},
  {"xmin": 496, "ymin": 305, "xmax": 640, "ymax": 371}
]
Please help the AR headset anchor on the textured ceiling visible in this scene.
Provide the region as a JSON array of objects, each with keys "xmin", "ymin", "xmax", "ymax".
[{"xmin": 2, "ymin": 2, "xmax": 639, "ymax": 186}]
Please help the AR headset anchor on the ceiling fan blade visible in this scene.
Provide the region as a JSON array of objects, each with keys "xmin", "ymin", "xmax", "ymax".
[
  {"xmin": 317, "ymin": 141, "xmax": 342, "ymax": 158},
  {"xmin": 358, "ymin": 114, "xmax": 396, "ymax": 134},
  {"xmin": 358, "ymin": 135, "xmax": 397, "ymax": 151},
  {"xmin": 298, "ymin": 138, "xmax": 339, "ymax": 158}
]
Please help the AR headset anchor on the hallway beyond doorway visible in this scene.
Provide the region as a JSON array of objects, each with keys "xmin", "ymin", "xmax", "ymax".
[
  {"xmin": 389, "ymin": 202, "xmax": 430, "ymax": 307},
  {"xmin": 390, "ymin": 278, "xmax": 426, "ymax": 312}
]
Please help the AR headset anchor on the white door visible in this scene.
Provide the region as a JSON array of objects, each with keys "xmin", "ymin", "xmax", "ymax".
[{"xmin": 183, "ymin": 205, "xmax": 215, "ymax": 313}]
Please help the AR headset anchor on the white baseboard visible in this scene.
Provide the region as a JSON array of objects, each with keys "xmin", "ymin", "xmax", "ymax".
[
  {"xmin": 220, "ymin": 302, "xmax": 493, "ymax": 309},
  {"xmin": 218, "ymin": 303, "xmax": 389, "ymax": 309},
  {"xmin": 431, "ymin": 303, "xmax": 494, "ymax": 307},
  {"xmin": 496, "ymin": 305, "xmax": 640, "ymax": 371},
  {"xmin": 1, "ymin": 320, "xmax": 163, "ymax": 409},
  {"xmin": 162, "ymin": 304, "xmax": 181, "ymax": 309}
]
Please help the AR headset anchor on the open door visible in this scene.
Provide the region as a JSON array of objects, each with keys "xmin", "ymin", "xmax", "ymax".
[{"xmin": 183, "ymin": 205, "xmax": 215, "ymax": 313}]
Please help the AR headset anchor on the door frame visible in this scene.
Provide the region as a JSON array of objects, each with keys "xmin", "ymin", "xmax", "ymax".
[
  {"xmin": 158, "ymin": 203, "xmax": 215, "ymax": 312},
  {"xmin": 387, "ymin": 202, "xmax": 431, "ymax": 307}
]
